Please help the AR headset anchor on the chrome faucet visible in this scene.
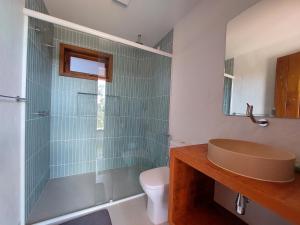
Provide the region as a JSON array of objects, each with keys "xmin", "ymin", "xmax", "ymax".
[
  {"xmin": 246, "ymin": 103, "xmax": 269, "ymax": 127},
  {"xmin": 235, "ymin": 193, "xmax": 249, "ymax": 215}
]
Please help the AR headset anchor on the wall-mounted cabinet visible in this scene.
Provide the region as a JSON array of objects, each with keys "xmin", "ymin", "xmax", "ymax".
[{"xmin": 275, "ymin": 52, "xmax": 300, "ymax": 118}]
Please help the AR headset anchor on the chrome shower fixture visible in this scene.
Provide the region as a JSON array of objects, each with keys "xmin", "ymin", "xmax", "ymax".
[
  {"xmin": 29, "ymin": 26, "xmax": 41, "ymax": 32},
  {"xmin": 114, "ymin": 0, "xmax": 131, "ymax": 7},
  {"xmin": 235, "ymin": 193, "xmax": 249, "ymax": 215},
  {"xmin": 43, "ymin": 44, "xmax": 55, "ymax": 48},
  {"xmin": 136, "ymin": 34, "xmax": 143, "ymax": 45}
]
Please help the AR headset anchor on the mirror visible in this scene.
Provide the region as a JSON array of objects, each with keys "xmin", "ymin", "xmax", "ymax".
[{"xmin": 223, "ymin": 0, "xmax": 300, "ymax": 119}]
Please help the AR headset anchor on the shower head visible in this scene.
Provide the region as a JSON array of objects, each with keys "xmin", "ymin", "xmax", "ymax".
[
  {"xmin": 136, "ymin": 34, "xmax": 143, "ymax": 45},
  {"xmin": 114, "ymin": 0, "xmax": 131, "ymax": 7}
]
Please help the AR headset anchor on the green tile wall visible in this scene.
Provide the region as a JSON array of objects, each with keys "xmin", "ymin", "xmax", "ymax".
[
  {"xmin": 223, "ymin": 58, "xmax": 234, "ymax": 115},
  {"xmin": 50, "ymin": 25, "xmax": 172, "ymax": 178},
  {"xmin": 154, "ymin": 30, "xmax": 173, "ymax": 54},
  {"xmin": 25, "ymin": 17, "xmax": 53, "ymax": 224},
  {"xmin": 24, "ymin": 0, "xmax": 173, "ymax": 216},
  {"xmin": 25, "ymin": 0, "xmax": 53, "ymax": 220},
  {"xmin": 26, "ymin": 0, "xmax": 49, "ymax": 13}
]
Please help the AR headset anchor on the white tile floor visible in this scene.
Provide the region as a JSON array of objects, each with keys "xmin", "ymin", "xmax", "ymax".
[{"xmin": 108, "ymin": 195, "xmax": 169, "ymax": 225}]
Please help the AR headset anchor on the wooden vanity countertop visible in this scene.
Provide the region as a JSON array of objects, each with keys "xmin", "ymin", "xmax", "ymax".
[{"xmin": 170, "ymin": 144, "xmax": 300, "ymax": 225}]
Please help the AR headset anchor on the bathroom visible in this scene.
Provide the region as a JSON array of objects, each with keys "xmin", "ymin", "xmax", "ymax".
[{"xmin": 1, "ymin": 0, "xmax": 300, "ymax": 225}]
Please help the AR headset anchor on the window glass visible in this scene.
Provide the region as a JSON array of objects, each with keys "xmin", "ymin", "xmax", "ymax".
[
  {"xmin": 97, "ymin": 80, "xmax": 106, "ymax": 130},
  {"xmin": 70, "ymin": 56, "xmax": 106, "ymax": 77}
]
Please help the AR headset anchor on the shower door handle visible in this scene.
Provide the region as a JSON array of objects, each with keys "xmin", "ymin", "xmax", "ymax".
[{"xmin": 0, "ymin": 94, "xmax": 27, "ymax": 102}]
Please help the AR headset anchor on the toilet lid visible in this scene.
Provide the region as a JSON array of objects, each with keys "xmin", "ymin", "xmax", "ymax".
[{"xmin": 140, "ymin": 167, "xmax": 169, "ymax": 190}]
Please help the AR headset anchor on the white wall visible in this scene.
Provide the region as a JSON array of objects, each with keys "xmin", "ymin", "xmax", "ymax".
[
  {"xmin": 0, "ymin": 0, "xmax": 25, "ymax": 225},
  {"xmin": 170, "ymin": 0, "xmax": 299, "ymax": 224},
  {"xmin": 230, "ymin": 49, "xmax": 276, "ymax": 116}
]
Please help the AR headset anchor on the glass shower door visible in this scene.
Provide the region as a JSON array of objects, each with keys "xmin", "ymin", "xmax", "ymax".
[
  {"xmin": 96, "ymin": 50, "xmax": 172, "ymax": 202},
  {"xmin": 25, "ymin": 17, "xmax": 171, "ymax": 224}
]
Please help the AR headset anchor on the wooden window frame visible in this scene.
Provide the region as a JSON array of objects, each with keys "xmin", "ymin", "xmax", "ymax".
[{"xmin": 59, "ymin": 43, "xmax": 113, "ymax": 82}]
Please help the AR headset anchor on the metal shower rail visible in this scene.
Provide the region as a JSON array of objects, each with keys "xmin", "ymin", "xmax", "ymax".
[{"xmin": 23, "ymin": 8, "xmax": 173, "ymax": 58}]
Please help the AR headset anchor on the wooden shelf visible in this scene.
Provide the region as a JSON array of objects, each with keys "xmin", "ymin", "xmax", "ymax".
[
  {"xmin": 168, "ymin": 144, "xmax": 300, "ymax": 225},
  {"xmin": 168, "ymin": 146, "xmax": 246, "ymax": 225},
  {"xmin": 174, "ymin": 203, "xmax": 247, "ymax": 225}
]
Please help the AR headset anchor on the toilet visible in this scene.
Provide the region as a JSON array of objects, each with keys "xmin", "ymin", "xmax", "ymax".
[{"xmin": 139, "ymin": 167, "xmax": 169, "ymax": 225}]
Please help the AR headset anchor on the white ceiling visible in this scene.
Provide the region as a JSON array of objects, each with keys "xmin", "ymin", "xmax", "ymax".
[{"xmin": 44, "ymin": 0, "xmax": 201, "ymax": 47}]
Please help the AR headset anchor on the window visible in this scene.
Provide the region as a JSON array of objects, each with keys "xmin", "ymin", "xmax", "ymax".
[
  {"xmin": 97, "ymin": 80, "xmax": 106, "ymax": 130},
  {"xmin": 70, "ymin": 57, "xmax": 106, "ymax": 75},
  {"xmin": 59, "ymin": 43, "xmax": 111, "ymax": 130},
  {"xmin": 59, "ymin": 43, "xmax": 113, "ymax": 81}
]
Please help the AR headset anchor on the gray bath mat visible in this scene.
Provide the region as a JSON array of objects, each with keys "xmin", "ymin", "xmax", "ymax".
[{"xmin": 60, "ymin": 209, "xmax": 112, "ymax": 225}]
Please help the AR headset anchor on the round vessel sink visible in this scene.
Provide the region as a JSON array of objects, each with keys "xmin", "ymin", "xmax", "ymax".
[{"xmin": 208, "ymin": 139, "xmax": 296, "ymax": 183}]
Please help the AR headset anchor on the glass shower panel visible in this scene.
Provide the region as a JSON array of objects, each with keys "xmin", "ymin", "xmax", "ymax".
[
  {"xmin": 25, "ymin": 17, "xmax": 53, "ymax": 224},
  {"xmin": 25, "ymin": 18, "xmax": 172, "ymax": 224},
  {"xmin": 100, "ymin": 50, "xmax": 172, "ymax": 201}
]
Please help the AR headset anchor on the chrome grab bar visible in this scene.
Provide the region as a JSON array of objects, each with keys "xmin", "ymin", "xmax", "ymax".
[
  {"xmin": 77, "ymin": 92, "xmax": 98, "ymax": 96},
  {"xmin": 0, "ymin": 94, "xmax": 27, "ymax": 102},
  {"xmin": 43, "ymin": 44, "xmax": 55, "ymax": 48},
  {"xmin": 32, "ymin": 111, "xmax": 49, "ymax": 117}
]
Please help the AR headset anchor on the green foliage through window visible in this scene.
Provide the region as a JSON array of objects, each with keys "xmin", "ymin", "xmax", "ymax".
[{"xmin": 97, "ymin": 80, "xmax": 106, "ymax": 130}]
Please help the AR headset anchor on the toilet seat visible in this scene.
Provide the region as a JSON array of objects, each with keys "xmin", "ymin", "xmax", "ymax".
[{"xmin": 140, "ymin": 167, "xmax": 169, "ymax": 190}]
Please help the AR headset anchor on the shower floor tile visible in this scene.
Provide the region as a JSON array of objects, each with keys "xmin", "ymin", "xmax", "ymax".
[{"xmin": 27, "ymin": 166, "xmax": 143, "ymax": 224}]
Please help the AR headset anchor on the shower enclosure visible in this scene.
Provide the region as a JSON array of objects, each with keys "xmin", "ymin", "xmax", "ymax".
[{"xmin": 24, "ymin": 12, "xmax": 172, "ymax": 225}]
